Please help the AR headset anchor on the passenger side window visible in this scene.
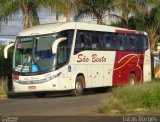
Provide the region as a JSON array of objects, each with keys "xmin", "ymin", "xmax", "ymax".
[
  {"xmin": 116, "ymin": 34, "xmax": 126, "ymax": 51},
  {"xmin": 110, "ymin": 34, "xmax": 117, "ymax": 50},
  {"xmin": 143, "ymin": 36, "xmax": 148, "ymax": 50},
  {"xmin": 74, "ymin": 31, "xmax": 148, "ymax": 53},
  {"xmin": 57, "ymin": 41, "xmax": 68, "ymax": 69},
  {"xmin": 74, "ymin": 30, "xmax": 102, "ymax": 54},
  {"xmin": 74, "ymin": 31, "xmax": 85, "ymax": 54},
  {"xmin": 91, "ymin": 32, "xmax": 102, "ymax": 50},
  {"xmin": 102, "ymin": 33, "xmax": 118, "ymax": 51},
  {"xmin": 135, "ymin": 35, "xmax": 148, "ymax": 52},
  {"xmin": 84, "ymin": 32, "xmax": 92, "ymax": 50},
  {"xmin": 75, "ymin": 32, "xmax": 106, "ymax": 51},
  {"xmin": 126, "ymin": 34, "xmax": 148, "ymax": 52},
  {"xmin": 57, "ymin": 30, "xmax": 73, "ymax": 69},
  {"xmin": 128, "ymin": 35, "xmax": 136, "ymax": 51},
  {"xmin": 104, "ymin": 33, "xmax": 112, "ymax": 50}
]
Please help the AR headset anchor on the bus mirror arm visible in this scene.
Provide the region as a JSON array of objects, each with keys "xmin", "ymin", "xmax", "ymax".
[
  {"xmin": 4, "ymin": 43, "xmax": 14, "ymax": 59},
  {"xmin": 52, "ymin": 37, "xmax": 67, "ymax": 54}
]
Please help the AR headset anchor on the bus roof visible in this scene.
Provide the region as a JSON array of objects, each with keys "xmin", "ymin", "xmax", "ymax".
[{"xmin": 18, "ymin": 22, "xmax": 148, "ymax": 37}]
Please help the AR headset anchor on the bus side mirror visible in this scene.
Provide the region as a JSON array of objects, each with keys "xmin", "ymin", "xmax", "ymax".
[
  {"xmin": 52, "ymin": 37, "xmax": 67, "ymax": 54},
  {"xmin": 4, "ymin": 43, "xmax": 14, "ymax": 59}
]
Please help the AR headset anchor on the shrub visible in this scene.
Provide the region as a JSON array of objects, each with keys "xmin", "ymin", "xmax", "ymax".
[
  {"xmin": 0, "ymin": 46, "xmax": 13, "ymax": 95},
  {"xmin": 98, "ymin": 81, "xmax": 160, "ymax": 115}
]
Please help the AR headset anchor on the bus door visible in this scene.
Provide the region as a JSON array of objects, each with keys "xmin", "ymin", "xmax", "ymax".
[{"xmin": 56, "ymin": 30, "xmax": 74, "ymax": 89}]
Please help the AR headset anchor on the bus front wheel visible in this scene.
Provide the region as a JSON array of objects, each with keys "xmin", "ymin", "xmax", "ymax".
[{"xmin": 71, "ymin": 76, "xmax": 84, "ymax": 96}]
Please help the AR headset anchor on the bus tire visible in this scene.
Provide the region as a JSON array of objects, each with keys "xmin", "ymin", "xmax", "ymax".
[
  {"xmin": 129, "ymin": 73, "xmax": 136, "ymax": 85},
  {"xmin": 71, "ymin": 76, "xmax": 84, "ymax": 96}
]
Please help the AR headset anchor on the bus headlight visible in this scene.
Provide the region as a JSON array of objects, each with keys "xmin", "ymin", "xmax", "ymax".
[
  {"xmin": 14, "ymin": 72, "xmax": 62, "ymax": 85},
  {"xmin": 49, "ymin": 72, "xmax": 61, "ymax": 80}
]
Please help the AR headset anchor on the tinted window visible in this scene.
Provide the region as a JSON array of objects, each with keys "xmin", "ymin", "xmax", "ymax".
[
  {"xmin": 57, "ymin": 30, "xmax": 74, "ymax": 69},
  {"xmin": 74, "ymin": 31, "xmax": 85, "ymax": 53},
  {"xmin": 74, "ymin": 30, "xmax": 103, "ymax": 54},
  {"xmin": 103, "ymin": 33, "xmax": 112, "ymax": 50},
  {"xmin": 74, "ymin": 30, "xmax": 148, "ymax": 53},
  {"xmin": 136, "ymin": 35, "xmax": 148, "ymax": 51},
  {"xmin": 116, "ymin": 34, "xmax": 126, "ymax": 51},
  {"xmin": 128, "ymin": 34, "xmax": 148, "ymax": 52},
  {"xmin": 91, "ymin": 32, "xmax": 102, "ymax": 50}
]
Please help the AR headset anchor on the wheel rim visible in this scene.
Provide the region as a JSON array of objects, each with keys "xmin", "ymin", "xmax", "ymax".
[
  {"xmin": 130, "ymin": 78, "xmax": 135, "ymax": 85},
  {"xmin": 75, "ymin": 81, "xmax": 83, "ymax": 95}
]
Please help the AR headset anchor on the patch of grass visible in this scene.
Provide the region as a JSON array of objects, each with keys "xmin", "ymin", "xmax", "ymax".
[
  {"xmin": 0, "ymin": 80, "xmax": 8, "ymax": 96},
  {"xmin": 98, "ymin": 81, "xmax": 160, "ymax": 115},
  {"xmin": 0, "ymin": 87, "xmax": 7, "ymax": 95}
]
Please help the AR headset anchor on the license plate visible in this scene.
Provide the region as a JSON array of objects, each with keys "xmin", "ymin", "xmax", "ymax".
[{"xmin": 28, "ymin": 86, "xmax": 36, "ymax": 90}]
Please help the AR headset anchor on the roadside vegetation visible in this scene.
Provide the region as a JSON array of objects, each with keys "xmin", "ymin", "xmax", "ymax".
[
  {"xmin": 0, "ymin": 79, "xmax": 8, "ymax": 96},
  {"xmin": 0, "ymin": 46, "xmax": 13, "ymax": 97},
  {"xmin": 98, "ymin": 79, "xmax": 160, "ymax": 115}
]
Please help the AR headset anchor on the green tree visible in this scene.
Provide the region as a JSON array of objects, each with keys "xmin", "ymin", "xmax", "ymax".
[
  {"xmin": 75, "ymin": 0, "xmax": 114, "ymax": 24},
  {"xmin": 125, "ymin": 4, "xmax": 160, "ymax": 50},
  {"xmin": 110, "ymin": 0, "xmax": 148, "ymax": 28},
  {"xmin": 42, "ymin": 0, "xmax": 77, "ymax": 22},
  {"xmin": 146, "ymin": 0, "xmax": 160, "ymax": 4},
  {"xmin": 145, "ymin": 5, "xmax": 160, "ymax": 49},
  {"xmin": 0, "ymin": 0, "xmax": 41, "ymax": 29}
]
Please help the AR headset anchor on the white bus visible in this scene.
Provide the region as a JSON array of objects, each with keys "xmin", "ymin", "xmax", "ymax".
[{"xmin": 4, "ymin": 22, "xmax": 152, "ymax": 97}]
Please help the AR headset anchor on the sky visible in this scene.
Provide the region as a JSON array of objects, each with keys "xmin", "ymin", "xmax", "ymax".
[
  {"xmin": 0, "ymin": 9, "xmax": 115, "ymax": 40},
  {"xmin": 0, "ymin": 9, "xmax": 56, "ymax": 39}
]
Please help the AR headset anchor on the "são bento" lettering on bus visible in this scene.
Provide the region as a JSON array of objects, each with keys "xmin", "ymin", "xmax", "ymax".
[{"xmin": 77, "ymin": 54, "xmax": 107, "ymax": 62}]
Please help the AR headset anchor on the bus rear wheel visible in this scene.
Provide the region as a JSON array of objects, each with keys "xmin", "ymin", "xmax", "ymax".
[
  {"xmin": 71, "ymin": 76, "xmax": 84, "ymax": 96},
  {"xmin": 129, "ymin": 73, "xmax": 136, "ymax": 85}
]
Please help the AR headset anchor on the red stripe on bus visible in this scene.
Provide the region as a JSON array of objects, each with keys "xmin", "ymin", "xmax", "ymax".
[
  {"xmin": 112, "ymin": 51, "xmax": 144, "ymax": 86},
  {"xmin": 116, "ymin": 30, "xmax": 137, "ymax": 34}
]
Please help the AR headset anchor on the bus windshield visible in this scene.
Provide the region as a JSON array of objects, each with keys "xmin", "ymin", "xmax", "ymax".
[{"xmin": 13, "ymin": 34, "xmax": 57, "ymax": 73}]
